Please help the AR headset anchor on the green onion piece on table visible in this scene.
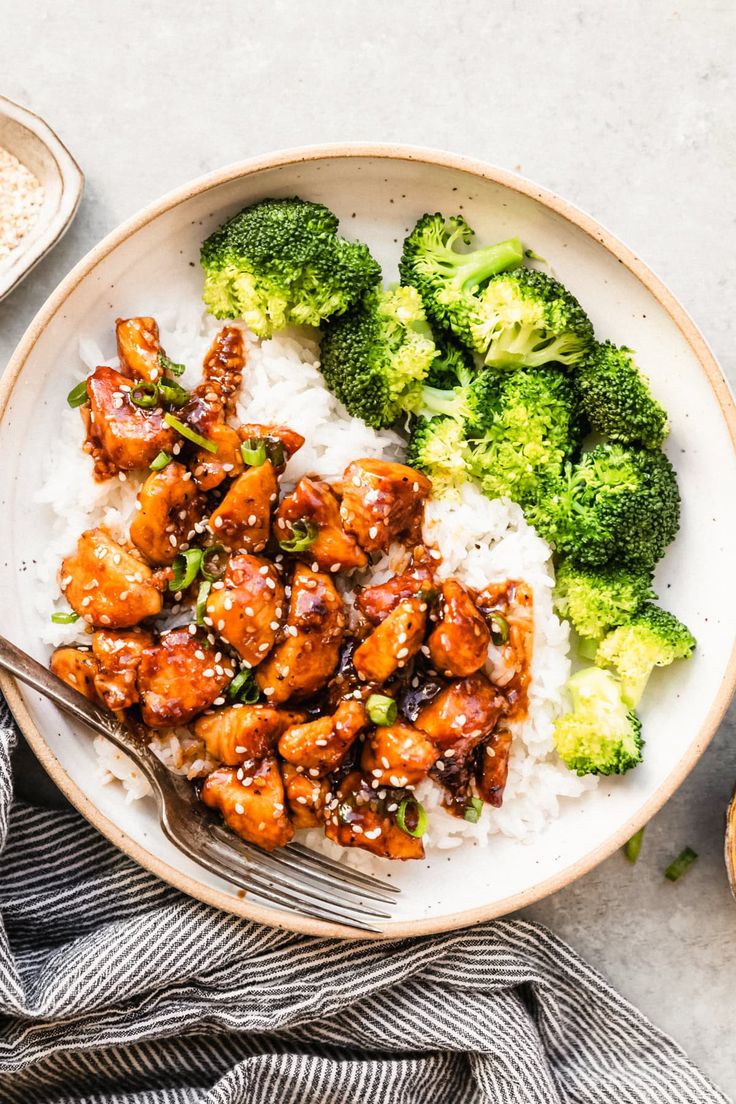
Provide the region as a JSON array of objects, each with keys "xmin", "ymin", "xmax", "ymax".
[
  {"xmin": 228, "ymin": 669, "xmax": 260, "ymax": 704},
  {"xmin": 51, "ymin": 611, "xmax": 80, "ymax": 624},
  {"xmin": 489, "ymin": 613, "xmax": 509, "ymax": 645},
  {"xmin": 163, "ymin": 413, "xmax": 218, "ymax": 453},
  {"xmin": 240, "ymin": 438, "xmax": 267, "ymax": 467},
  {"xmin": 201, "ymin": 544, "xmax": 226, "ymax": 582},
  {"xmin": 366, "ymin": 694, "xmax": 398, "ymax": 726},
  {"xmin": 278, "ymin": 519, "xmax": 318, "ymax": 553},
  {"xmin": 624, "ymin": 826, "xmax": 646, "ymax": 864},
  {"xmin": 158, "ymin": 378, "xmax": 190, "ymax": 407},
  {"xmin": 463, "ymin": 797, "xmax": 484, "ymax": 823},
  {"xmin": 195, "ymin": 579, "xmax": 212, "ymax": 625},
  {"xmin": 130, "ymin": 381, "xmax": 160, "ymax": 409},
  {"xmin": 149, "ymin": 450, "xmax": 171, "ymax": 471},
  {"xmin": 396, "ymin": 796, "xmax": 427, "ymax": 838},
  {"xmin": 664, "ymin": 846, "xmax": 698, "ymax": 882},
  {"xmin": 66, "ymin": 380, "xmax": 89, "ymax": 408},
  {"xmin": 158, "ymin": 352, "xmax": 186, "ymax": 377},
  {"xmin": 169, "ymin": 548, "xmax": 203, "ymax": 592}
]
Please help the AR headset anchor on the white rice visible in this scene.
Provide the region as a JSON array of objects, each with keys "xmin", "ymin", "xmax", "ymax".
[{"xmin": 33, "ymin": 307, "xmax": 596, "ymax": 855}]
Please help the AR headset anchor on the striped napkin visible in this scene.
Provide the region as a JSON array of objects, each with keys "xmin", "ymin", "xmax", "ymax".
[{"xmin": 0, "ymin": 699, "xmax": 728, "ymax": 1104}]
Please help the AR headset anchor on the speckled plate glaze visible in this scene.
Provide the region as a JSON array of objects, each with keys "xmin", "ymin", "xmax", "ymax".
[{"xmin": 1, "ymin": 145, "xmax": 735, "ymax": 938}]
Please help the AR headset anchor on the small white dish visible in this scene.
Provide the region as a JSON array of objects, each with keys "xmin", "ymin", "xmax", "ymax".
[{"xmin": 0, "ymin": 95, "xmax": 83, "ymax": 302}]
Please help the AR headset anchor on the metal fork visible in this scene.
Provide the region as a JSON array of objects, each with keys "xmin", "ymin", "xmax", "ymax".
[{"xmin": 0, "ymin": 635, "xmax": 399, "ymax": 932}]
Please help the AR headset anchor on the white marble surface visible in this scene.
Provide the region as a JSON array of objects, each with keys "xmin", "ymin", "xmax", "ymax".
[{"xmin": 1, "ymin": 0, "xmax": 734, "ymax": 1094}]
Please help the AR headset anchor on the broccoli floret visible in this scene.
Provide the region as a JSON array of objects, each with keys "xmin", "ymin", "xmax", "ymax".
[
  {"xmin": 417, "ymin": 368, "xmax": 584, "ymax": 506},
  {"xmin": 466, "ymin": 369, "xmax": 585, "ymax": 504},
  {"xmin": 553, "ymin": 560, "xmax": 655, "ymax": 640},
  {"xmin": 399, "ymin": 214, "xmax": 524, "ymax": 352},
  {"xmin": 528, "ymin": 443, "xmax": 680, "ymax": 570},
  {"xmin": 201, "ymin": 197, "xmax": 381, "ymax": 337},
  {"xmin": 425, "ymin": 335, "xmax": 476, "ymax": 390},
  {"xmin": 477, "ymin": 267, "xmax": 595, "ymax": 369},
  {"xmin": 554, "ymin": 667, "xmax": 643, "ymax": 776},
  {"xmin": 595, "ymin": 603, "xmax": 696, "ymax": 706},
  {"xmin": 319, "ymin": 286, "xmax": 438, "ymax": 427},
  {"xmin": 576, "ymin": 341, "xmax": 669, "ymax": 448},
  {"xmin": 406, "ymin": 416, "xmax": 470, "ymax": 495}
]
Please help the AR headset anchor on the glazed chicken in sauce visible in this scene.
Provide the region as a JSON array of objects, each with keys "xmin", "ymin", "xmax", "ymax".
[{"xmin": 51, "ymin": 315, "xmax": 536, "ymax": 859}]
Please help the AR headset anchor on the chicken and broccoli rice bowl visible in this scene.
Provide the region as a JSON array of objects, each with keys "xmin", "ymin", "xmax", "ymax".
[{"xmin": 38, "ymin": 197, "xmax": 695, "ymax": 865}]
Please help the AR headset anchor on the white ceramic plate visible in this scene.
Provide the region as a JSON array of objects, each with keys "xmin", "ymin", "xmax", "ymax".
[{"xmin": 2, "ymin": 145, "xmax": 735, "ymax": 938}]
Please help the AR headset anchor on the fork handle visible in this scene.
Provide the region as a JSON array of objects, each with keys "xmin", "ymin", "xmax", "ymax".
[{"xmin": 0, "ymin": 634, "xmax": 167, "ymax": 791}]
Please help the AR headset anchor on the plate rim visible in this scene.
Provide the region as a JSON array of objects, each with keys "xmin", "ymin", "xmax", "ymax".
[{"xmin": 2, "ymin": 141, "xmax": 735, "ymax": 939}]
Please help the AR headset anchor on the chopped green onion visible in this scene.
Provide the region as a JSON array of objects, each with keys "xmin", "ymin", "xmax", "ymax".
[
  {"xmin": 338, "ymin": 801, "xmax": 354, "ymax": 825},
  {"xmin": 366, "ymin": 694, "xmax": 397, "ymax": 726},
  {"xmin": 150, "ymin": 450, "xmax": 172, "ymax": 471},
  {"xmin": 240, "ymin": 438, "xmax": 267, "ymax": 467},
  {"xmin": 130, "ymin": 381, "xmax": 160, "ymax": 409},
  {"xmin": 163, "ymin": 412, "xmax": 218, "ymax": 454},
  {"xmin": 228, "ymin": 668, "xmax": 260, "ymax": 704},
  {"xmin": 169, "ymin": 548, "xmax": 203, "ymax": 592},
  {"xmin": 195, "ymin": 579, "xmax": 212, "ymax": 625},
  {"xmin": 66, "ymin": 380, "xmax": 89, "ymax": 408},
  {"xmin": 463, "ymin": 797, "xmax": 484, "ymax": 824},
  {"xmin": 266, "ymin": 440, "xmax": 285, "ymax": 468},
  {"xmin": 489, "ymin": 612, "xmax": 509, "ymax": 645},
  {"xmin": 396, "ymin": 796, "xmax": 427, "ymax": 838},
  {"xmin": 278, "ymin": 519, "xmax": 318, "ymax": 553},
  {"xmin": 665, "ymin": 846, "xmax": 698, "ymax": 882},
  {"xmin": 624, "ymin": 826, "xmax": 646, "ymax": 864},
  {"xmin": 201, "ymin": 544, "xmax": 227, "ymax": 582},
  {"xmin": 159, "ymin": 378, "xmax": 189, "ymax": 408},
  {"xmin": 51, "ymin": 611, "xmax": 80, "ymax": 624},
  {"xmin": 158, "ymin": 352, "xmax": 186, "ymax": 377}
]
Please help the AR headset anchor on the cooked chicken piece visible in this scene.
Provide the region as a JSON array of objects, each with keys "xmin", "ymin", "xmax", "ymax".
[
  {"xmin": 414, "ymin": 672, "xmax": 504, "ymax": 756},
  {"xmin": 91, "ymin": 628, "xmax": 153, "ymax": 711},
  {"xmin": 61, "ymin": 529, "xmax": 164, "ymax": 628},
  {"xmin": 193, "ymin": 705, "xmax": 304, "ymax": 765},
  {"xmin": 361, "ymin": 722, "xmax": 436, "ymax": 787},
  {"xmin": 278, "ymin": 700, "xmax": 368, "ymax": 777},
  {"xmin": 192, "ymin": 423, "xmax": 245, "ymax": 492},
  {"xmin": 238, "ymin": 423, "xmax": 305, "ymax": 475},
  {"xmin": 281, "ymin": 762, "xmax": 329, "ymax": 829},
  {"xmin": 428, "ymin": 580, "xmax": 491, "ymax": 678},
  {"xmin": 200, "ymin": 325, "xmax": 245, "ymax": 421},
  {"xmin": 256, "ymin": 564, "xmax": 346, "ymax": 704},
  {"xmin": 205, "ymin": 554, "xmax": 285, "ymax": 665},
  {"xmin": 275, "ymin": 477, "xmax": 367, "ymax": 573},
  {"xmin": 82, "ymin": 366, "xmax": 178, "ymax": 479},
  {"xmin": 116, "ymin": 317, "xmax": 165, "ymax": 382},
  {"xmin": 475, "ymin": 580, "xmax": 535, "ymax": 721},
  {"xmin": 137, "ymin": 627, "xmax": 234, "ymax": 728},
  {"xmin": 356, "ymin": 560, "xmax": 435, "ymax": 624},
  {"xmin": 129, "ymin": 462, "xmax": 203, "ymax": 566},
  {"xmin": 353, "ymin": 597, "xmax": 427, "ymax": 684},
  {"xmin": 336, "ymin": 459, "xmax": 431, "ymax": 554},
  {"xmin": 200, "ymin": 759, "xmax": 293, "ymax": 851},
  {"xmin": 208, "ymin": 461, "xmax": 278, "ymax": 552},
  {"xmin": 324, "ymin": 771, "xmax": 424, "ymax": 859},
  {"xmin": 476, "ymin": 729, "xmax": 513, "ymax": 808},
  {"xmin": 182, "ymin": 327, "xmax": 247, "ymax": 489},
  {"xmin": 50, "ymin": 647, "xmax": 100, "ymax": 703}
]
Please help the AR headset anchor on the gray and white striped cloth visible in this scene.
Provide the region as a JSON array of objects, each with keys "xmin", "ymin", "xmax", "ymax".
[{"xmin": 0, "ymin": 701, "xmax": 728, "ymax": 1104}]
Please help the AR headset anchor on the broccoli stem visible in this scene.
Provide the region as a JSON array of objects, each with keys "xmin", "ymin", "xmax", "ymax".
[
  {"xmin": 419, "ymin": 383, "xmax": 470, "ymax": 421},
  {"xmin": 454, "ymin": 237, "xmax": 524, "ymax": 292}
]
